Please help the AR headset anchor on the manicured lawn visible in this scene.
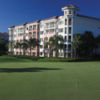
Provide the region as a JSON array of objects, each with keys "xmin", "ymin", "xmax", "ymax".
[{"xmin": 0, "ymin": 56, "xmax": 100, "ymax": 100}]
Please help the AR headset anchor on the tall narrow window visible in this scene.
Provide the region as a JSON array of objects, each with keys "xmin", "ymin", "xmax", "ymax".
[
  {"xmin": 69, "ymin": 10, "xmax": 72, "ymax": 15},
  {"xmin": 33, "ymin": 25, "xmax": 36, "ymax": 30},
  {"xmin": 65, "ymin": 19, "xmax": 67, "ymax": 25},
  {"xmin": 68, "ymin": 18, "xmax": 72, "ymax": 25},
  {"xmin": 64, "ymin": 11, "xmax": 67, "ymax": 15},
  {"xmin": 68, "ymin": 44, "xmax": 71, "ymax": 51},
  {"xmin": 33, "ymin": 32, "xmax": 36, "ymax": 38},
  {"xmin": 29, "ymin": 26, "xmax": 32, "ymax": 31},
  {"xmin": 65, "ymin": 36, "xmax": 67, "ymax": 41},
  {"xmin": 65, "ymin": 27, "xmax": 67, "ymax": 34},
  {"xmin": 68, "ymin": 36, "xmax": 71, "ymax": 42},
  {"xmin": 29, "ymin": 32, "xmax": 32, "ymax": 39},
  {"xmin": 69, "ymin": 27, "xmax": 72, "ymax": 34}
]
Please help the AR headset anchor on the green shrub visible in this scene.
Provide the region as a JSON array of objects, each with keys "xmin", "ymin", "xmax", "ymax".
[
  {"xmin": 9, "ymin": 55, "xmax": 39, "ymax": 61},
  {"xmin": 9, "ymin": 55, "xmax": 94, "ymax": 62},
  {"xmin": 38, "ymin": 57, "xmax": 82, "ymax": 62}
]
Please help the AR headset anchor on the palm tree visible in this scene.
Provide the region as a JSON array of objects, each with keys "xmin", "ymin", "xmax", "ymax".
[
  {"xmin": 82, "ymin": 31, "xmax": 95, "ymax": 57},
  {"xmin": 14, "ymin": 42, "xmax": 22, "ymax": 55},
  {"xmin": 49, "ymin": 35, "xmax": 64, "ymax": 57},
  {"xmin": 28, "ymin": 38, "xmax": 39, "ymax": 56},
  {"xmin": 21, "ymin": 40, "xmax": 28, "ymax": 56},
  {"xmin": 72, "ymin": 33, "xmax": 82, "ymax": 58},
  {"xmin": 44, "ymin": 41, "xmax": 50, "ymax": 57}
]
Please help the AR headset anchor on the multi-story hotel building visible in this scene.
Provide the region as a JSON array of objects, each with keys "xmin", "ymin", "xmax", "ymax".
[{"xmin": 8, "ymin": 4, "xmax": 100, "ymax": 57}]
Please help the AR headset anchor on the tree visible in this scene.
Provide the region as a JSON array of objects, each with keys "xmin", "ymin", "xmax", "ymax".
[
  {"xmin": 21, "ymin": 40, "xmax": 28, "ymax": 55},
  {"xmin": 72, "ymin": 33, "xmax": 82, "ymax": 58},
  {"xmin": 49, "ymin": 35, "xmax": 64, "ymax": 57},
  {"xmin": 81, "ymin": 31, "xmax": 95, "ymax": 57},
  {"xmin": 72, "ymin": 31, "xmax": 97, "ymax": 58},
  {"xmin": 28, "ymin": 38, "xmax": 39, "ymax": 56},
  {"xmin": 0, "ymin": 40, "xmax": 8, "ymax": 55},
  {"xmin": 44, "ymin": 41, "xmax": 50, "ymax": 57},
  {"xmin": 14, "ymin": 42, "xmax": 23, "ymax": 55},
  {"xmin": 94, "ymin": 35, "xmax": 100, "ymax": 54}
]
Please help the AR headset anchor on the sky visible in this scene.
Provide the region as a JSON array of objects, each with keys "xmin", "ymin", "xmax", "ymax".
[{"xmin": 0, "ymin": 0, "xmax": 100, "ymax": 32}]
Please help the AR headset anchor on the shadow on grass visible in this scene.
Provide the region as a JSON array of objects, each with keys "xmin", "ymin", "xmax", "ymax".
[{"xmin": 0, "ymin": 67, "xmax": 62, "ymax": 73}]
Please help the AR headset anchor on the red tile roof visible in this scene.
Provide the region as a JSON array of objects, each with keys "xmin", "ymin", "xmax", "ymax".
[
  {"xmin": 42, "ymin": 16, "xmax": 59, "ymax": 21},
  {"xmin": 63, "ymin": 4, "xmax": 78, "ymax": 8}
]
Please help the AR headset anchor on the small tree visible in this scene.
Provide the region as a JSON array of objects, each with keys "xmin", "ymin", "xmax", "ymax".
[
  {"xmin": 72, "ymin": 34, "xmax": 82, "ymax": 58},
  {"xmin": 49, "ymin": 35, "xmax": 64, "ymax": 57},
  {"xmin": 14, "ymin": 42, "xmax": 23, "ymax": 55},
  {"xmin": 21, "ymin": 40, "xmax": 28, "ymax": 56},
  {"xmin": 28, "ymin": 38, "xmax": 39, "ymax": 56}
]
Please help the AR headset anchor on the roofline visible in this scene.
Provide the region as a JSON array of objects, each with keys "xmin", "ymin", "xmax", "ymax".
[
  {"xmin": 9, "ymin": 13, "xmax": 100, "ymax": 28},
  {"xmin": 9, "ymin": 16, "xmax": 60, "ymax": 28},
  {"xmin": 41, "ymin": 16, "xmax": 59, "ymax": 21},
  {"xmin": 77, "ymin": 14, "xmax": 100, "ymax": 21}
]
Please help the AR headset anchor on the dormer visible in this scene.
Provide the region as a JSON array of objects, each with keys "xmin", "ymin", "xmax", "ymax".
[{"xmin": 62, "ymin": 4, "xmax": 79, "ymax": 16}]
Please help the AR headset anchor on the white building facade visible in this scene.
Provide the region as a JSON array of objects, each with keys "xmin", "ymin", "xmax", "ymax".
[{"xmin": 8, "ymin": 4, "xmax": 100, "ymax": 57}]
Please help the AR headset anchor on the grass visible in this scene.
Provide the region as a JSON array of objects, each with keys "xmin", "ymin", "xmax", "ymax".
[{"xmin": 0, "ymin": 56, "xmax": 100, "ymax": 100}]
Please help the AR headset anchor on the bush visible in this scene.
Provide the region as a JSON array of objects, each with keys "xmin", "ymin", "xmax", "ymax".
[
  {"xmin": 9, "ymin": 55, "xmax": 39, "ymax": 61},
  {"xmin": 38, "ymin": 57, "xmax": 83, "ymax": 62},
  {"xmin": 8, "ymin": 55, "xmax": 100, "ymax": 62}
]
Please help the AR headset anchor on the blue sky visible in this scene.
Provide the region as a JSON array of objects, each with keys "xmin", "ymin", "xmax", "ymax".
[{"xmin": 0, "ymin": 0, "xmax": 100, "ymax": 32}]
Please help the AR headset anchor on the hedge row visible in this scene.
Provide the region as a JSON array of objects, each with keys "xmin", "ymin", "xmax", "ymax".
[{"xmin": 9, "ymin": 55, "xmax": 89, "ymax": 62}]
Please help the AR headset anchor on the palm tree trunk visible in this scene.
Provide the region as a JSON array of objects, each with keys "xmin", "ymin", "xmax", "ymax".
[
  {"xmin": 30, "ymin": 48, "xmax": 31, "ymax": 56},
  {"xmin": 20, "ymin": 48, "xmax": 21, "ymax": 55},
  {"xmin": 56, "ymin": 49, "xmax": 58, "ymax": 58}
]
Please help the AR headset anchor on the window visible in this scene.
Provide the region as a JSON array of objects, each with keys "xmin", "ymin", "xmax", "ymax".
[
  {"xmin": 58, "ymin": 28, "xmax": 63, "ymax": 33},
  {"xmin": 68, "ymin": 36, "xmax": 71, "ymax": 42},
  {"xmin": 68, "ymin": 44, "xmax": 71, "ymax": 51},
  {"xmin": 68, "ymin": 18, "xmax": 72, "ymax": 25},
  {"xmin": 65, "ymin": 36, "xmax": 67, "ymax": 41},
  {"xmin": 29, "ymin": 32, "xmax": 32, "ymax": 38},
  {"xmin": 64, "ymin": 45, "xmax": 67, "ymax": 50},
  {"xmin": 65, "ymin": 19, "xmax": 67, "ymax": 25},
  {"xmin": 74, "ymin": 11, "xmax": 76, "ymax": 15},
  {"xmin": 64, "ymin": 11, "xmax": 67, "ymax": 15},
  {"xmin": 33, "ymin": 32, "xmax": 36, "ymax": 38},
  {"xmin": 33, "ymin": 25, "xmax": 36, "ymax": 30},
  {"xmin": 69, "ymin": 10, "xmax": 72, "ymax": 14},
  {"xmin": 50, "ymin": 22, "xmax": 55, "ymax": 27},
  {"xmin": 50, "ymin": 29, "xmax": 55, "ymax": 33},
  {"xmin": 69, "ymin": 27, "xmax": 72, "ymax": 34},
  {"xmin": 65, "ymin": 27, "xmax": 67, "ymax": 34},
  {"xmin": 29, "ymin": 26, "xmax": 32, "ymax": 31},
  {"xmin": 46, "ymin": 23, "xmax": 49, "ymax": 28},
  {"xmin": 33, "ymin": 52, "xmax": 35, "ymax": 56},
  {"xmin": 40, "ymin": 31, "xmax": 43, "ymax": 35}
]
